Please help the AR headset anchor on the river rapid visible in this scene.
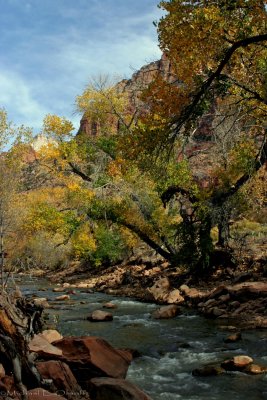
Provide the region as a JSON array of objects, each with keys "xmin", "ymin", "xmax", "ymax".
[{"xmin": 20, "ymin": 276, "xmax": 267, "ymax": 400}]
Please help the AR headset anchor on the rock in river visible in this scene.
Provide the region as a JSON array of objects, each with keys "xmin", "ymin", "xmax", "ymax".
[
  {"xmin": 221, "ymin": 355, "xmax": 253, "ymax": 371},
  {"xmin": 152, "ymin": 305, "xmax": 181, "ymax": 319},
  {"xmin": 87, "ymin": 310, "xmax": 113, "ymax": 322}
]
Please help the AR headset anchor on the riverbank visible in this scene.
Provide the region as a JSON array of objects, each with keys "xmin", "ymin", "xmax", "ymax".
[{"xmin": 40, "ymin": 256, "xmax": 267, "ymax": 331}]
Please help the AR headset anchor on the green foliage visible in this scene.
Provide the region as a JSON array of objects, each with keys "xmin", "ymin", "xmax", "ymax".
[{"xmin": 91, "ymin": 224, "xmax": 127, "ymax": 266}]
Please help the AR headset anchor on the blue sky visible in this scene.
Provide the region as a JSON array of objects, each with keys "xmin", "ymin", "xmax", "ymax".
[{"xmin": 0, "ymin": 0, "xmax": 163, "ymax": 133}]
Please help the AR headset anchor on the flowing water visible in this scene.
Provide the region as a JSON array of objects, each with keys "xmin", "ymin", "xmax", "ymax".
[{"xmin": 19, "ymin": 276, "xmax": 267, "ymax": 400}]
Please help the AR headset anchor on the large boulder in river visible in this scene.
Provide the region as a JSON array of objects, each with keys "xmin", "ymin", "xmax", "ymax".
[
  {"xmin": 87, "ymin": 310, "xmax": 113, "ymax": 322},
  {"xmin": 152, "ymin": 305, "xmax": 181, "ymax": 319},
  {"xmin": 53, "ymin": 337, "xmax": 130, "ymax": 386},
  {"xmin": 89, "ymin": 377, "xmax": 152, "ymax": 400}
]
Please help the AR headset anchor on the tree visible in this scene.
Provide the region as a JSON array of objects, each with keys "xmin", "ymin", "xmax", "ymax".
[{"xmin": 76, "ymin": 75, "xmax": 135, "ymax": 136}]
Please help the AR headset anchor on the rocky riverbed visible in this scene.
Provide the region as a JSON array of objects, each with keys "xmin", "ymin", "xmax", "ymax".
[
  {"xmin": 44, "ymin": 259, "xmax": 267, "ymax": 330},
  {"xmin": 7, "ymin": 274, "xmax": 266, "ymax": 400}
]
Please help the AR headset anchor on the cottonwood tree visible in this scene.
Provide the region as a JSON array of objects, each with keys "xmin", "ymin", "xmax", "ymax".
[{"xmin": 115, "ymin": 0, "xmax": 267, "ymax": 269}]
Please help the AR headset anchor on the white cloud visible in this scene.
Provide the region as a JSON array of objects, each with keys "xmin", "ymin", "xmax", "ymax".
[
  {"xmin": 0, "ymin": 1, "xmax": 164, "ymax": 133},
  {"xmin": 0, "ymin": 68, "xmax": 47, "ymax": 131}
]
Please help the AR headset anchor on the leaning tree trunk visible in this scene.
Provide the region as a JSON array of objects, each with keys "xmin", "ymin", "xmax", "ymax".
[{"xmin": 0, "ymin": 291, "xmax": 45, "ymax": 399}]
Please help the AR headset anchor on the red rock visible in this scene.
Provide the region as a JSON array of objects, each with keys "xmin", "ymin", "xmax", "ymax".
[
  {"xmin": 89, "ymin": 377, "xmax": 152, "ymax": 400},
  {"xmin": 27, "ymin": 388, "xmax": 67, "ymax": 400},
  {"xmin": 36, "ymin": 360, "xmax": 87, "ymax": 399},
  {"xmin": 152, "ymin": 305, "xmax": 181, "ymax": 319},
  {"xmin": 53, "ymin": 337, "xmax": 130, "ymax": 386}
]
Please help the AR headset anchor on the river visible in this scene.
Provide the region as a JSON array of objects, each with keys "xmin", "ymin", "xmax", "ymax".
[{"xmin": 19, "ymin": 276, "xmax": 267, "ymax": 400}]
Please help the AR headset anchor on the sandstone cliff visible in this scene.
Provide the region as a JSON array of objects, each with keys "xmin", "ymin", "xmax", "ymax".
[{"xmin": 78, "ymin": 54, "xmax": 173, "ymax": 137}]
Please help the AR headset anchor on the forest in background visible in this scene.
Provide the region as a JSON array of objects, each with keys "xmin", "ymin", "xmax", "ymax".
[{"xmin": 0, "ymin": 0, "xmax": 266, "ymax": 287}]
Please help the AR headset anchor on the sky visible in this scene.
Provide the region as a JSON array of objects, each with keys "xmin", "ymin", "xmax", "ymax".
[{"xmin": 0, "ymin": 0, "xmax": 163, "ymax": 133}]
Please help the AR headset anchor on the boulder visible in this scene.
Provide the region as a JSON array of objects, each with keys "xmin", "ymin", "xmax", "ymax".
[
  {"xmin": 221, "ymin": 355, "xmax": 253, "ymax": 371},
  {"xmin": 179, "ymin": 285, "xmax": 206, "ymax": 300},
  {"xmin": 53, "ymin": 337, "xmax": 130, "ymax": 386},
  {"xmin": 55, "ymin": 295, "xmax": 70, "ymax": 301},
  {"xmin": 166, "ymin": 289, "xmax": 184, "ymax": 304},
  {"xmin": 192, "ymin": 366, "xmax": 225, "ymax": 377},
  {"xmin": 245, "ymin": 363, "xmax": 267, "ymax": 374},
  {"xmin": 42, "ymin": 330, "xmax": 63, "ymax": 343},
  {"xmin": 207, "ymin": 285, "xmax": 228, "ymax": 299},
  {"xmin": 53, "ymin": 288, "xmax": 66, "ymax": 293},
  {"xmin": 227, "ymin": 282, "xmax": 267, "ymax": 299},
  {"xmin": 149, "ymin": 278, "xmax": 185, "ymax": 304},
  {"xmin": 102, "ymin": 302, "xmax": 117, "ymax": 309},
  {"xmin": 33, "ymin": 297, "xmax": 50, "ymax": 308},
  {"xmin": 76, "ymin": 282, "xmax": 90, "ymax": 289},
  {"xmin": 210, "ymin": 307, "xmax": 225, "ymax": 317},
  {"xmin": 148, "ymin": 277, "xmax": 170, "ymax": 302},
  {"xmin": 252, "ymin": 316, "xmax": 267, "ymax": 329},
  {"xmin": 152, "ymin": 305, "xmax": 181, "ymax": 319},
  {"xmin": 36, "ymin": 360, "xmax": 84, "ymax": 399},
  {"xmin": 89, "ymin": 377, "xmax": 152, "ymax": 400},
  {"xmin": 87, "ymin": 310, "xmax": 113, "ymax": 322},
  {"xmin": 218, "ymin": 294, "xmax": 231, "ymax": 302},
  {"xmin": 29, "ymin": 334, "xmax": 63, "ymax": 357},
  {"xmin": 26, "ymin": 388, "xmax": 67, "ymax": 400}
]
